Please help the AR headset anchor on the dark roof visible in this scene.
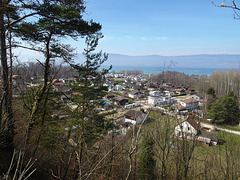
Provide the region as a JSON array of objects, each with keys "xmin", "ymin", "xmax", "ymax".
[
  {"xmin": 200, "ymin": 131, "xmax": 218, "ymax": 142},
  {"xmin": 113, "ymin": 96, "xmax": 128, "ymax": 101},
  {"xmin": 124, "ymin": 110, "xmax": 144, "ymax": 119},
  {"xmin": 187, "ymin": 116, "xmax": 201, "ymax": 131}
]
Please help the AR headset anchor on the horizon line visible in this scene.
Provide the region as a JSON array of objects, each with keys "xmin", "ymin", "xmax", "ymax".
[{"xmin": 107, "ymin": 53, "xmax": 240, "ymax": 57}]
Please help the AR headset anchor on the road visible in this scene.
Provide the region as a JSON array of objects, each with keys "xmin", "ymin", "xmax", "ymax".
[{"xmin": 201, "ymin": 123, "xmax": 240, "ymax": 135}]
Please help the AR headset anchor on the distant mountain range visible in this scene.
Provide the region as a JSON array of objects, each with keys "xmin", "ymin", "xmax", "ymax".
[
  {"xmin": 94, "ymin": 54, "xmax": 240, "ymax": 69},
  {"xmin": 19, "ymin": 51, "xmax": 240, "ymax": 69},
  {"xmin": 73, "ymin": 53, "xmax": 240, "ymax": 69}
]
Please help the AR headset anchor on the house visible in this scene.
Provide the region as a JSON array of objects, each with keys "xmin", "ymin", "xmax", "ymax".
[
  {"xmin": 149, "ymin": 91, "xmax": 163, "ymax": 96},
  {"xmin": 174, "ymin": 116, "xmax": 201, "ymax": 138},
  {"xmin": 103, "ymin": 81, "xmax": 113, "ymax": 87},
  {"xmin": 175, "ymin": 116, "xmax": 218, "ymax": 146},
  {"xmin": 164, "ymin": 90, "xmax": 175, "ymax": 97},
  {"xmin": 163, "ymin": 83, "xmax": 172, "ymax": 87},
  {"xmin": 179, "ymin": 98, "xmax": 199, "ymax": 110},
  {"xmin": 148, "ymin": 95, "xmax": 171, "ymax": 106},
  {"xmin": 197, "ymin": 131, "xmax": 218, "ymax": 146},
  {"xmin": 124, "ymin": 110, "xmax": 147, "ymax": 125},
  {"xmin": 114, "ymin": 73, "xmax": 124, "ymax": 78},
  {"xmin": 53, "ymin": 82, "xmax": 70, "ymax": 92},
  {"xmin": 186, "ymin": 88, "xmax": 195, "ymax": 94},
  {"xmin": 128, "ymin": 90, "xmax": 144, "ymax": 99},
  {"xmin": 105, "ymin": 73, "xmax": 114, "ymax": 78},
  {"xmin": 175, "ymin": 89, "xmax": 186, "ymax": 95},
  {"xmin": 61, "ymin": 78, "xmax": 75, "ymax": 85},
  {"xmin": 201, "ymin": 127, "xmax": 212, "ymax": 132},
  {"xmin": 113, "ymin": 97, "xmax": 128, "ymax": 106},
  {"xmin": 28, "ymin": 81, "xmax": 41, "ymax": 87},
  {"xmin": 110, "ymin": 85, "xmax": 123, "ymax": 92},
  {"xmin": 133, "ymin": 76, "xmax": 141, "ymax": 81},
  {"xmin": 187, "ymin": 94, "xmax": 201, "ymax": 101},
  {"xmin": 124, "ymin": 103, "xmax": 141, "ymax": 109}
]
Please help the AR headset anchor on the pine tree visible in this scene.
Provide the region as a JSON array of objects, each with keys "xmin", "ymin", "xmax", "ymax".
[
  {"xmin": 12, "ymin": 0, "xmax": 102, "ymax": 150},
  {"xmin": 69, "ymin": 33, "xmax": 112, "ymax": 140},
  {"xmin": 208, "ymin": 92, "xmax": 239, "ymax": 124},
  {"xmin": 65, "ymin": 34, "xmax": 112, "ymax": 178},
  {"xmin": 0, "ymin": 0, "xmax": 102, "ymax": 150},
  {"xmin": 207, "ymin": 87, "xmax": 216, "ymax": 98}
]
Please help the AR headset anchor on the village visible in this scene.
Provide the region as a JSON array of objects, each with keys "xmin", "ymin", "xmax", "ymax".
[{"xmin": 11, "ymin": 69, "xmax": 222, "ymax": 147}]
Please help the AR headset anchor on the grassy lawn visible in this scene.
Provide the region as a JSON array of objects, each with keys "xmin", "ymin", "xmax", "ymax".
[{"xmin": 213, "ymin": 130, "xmax": 240, "ymax": 146}]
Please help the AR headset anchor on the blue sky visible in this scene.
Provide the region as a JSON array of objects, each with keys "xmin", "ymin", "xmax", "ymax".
[{"xmin": 76, "ymin": 0, "xmax": 240, "ymax": 56}]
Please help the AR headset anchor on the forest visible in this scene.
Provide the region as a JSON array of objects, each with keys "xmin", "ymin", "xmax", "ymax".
[{"xmin": 0, "ymin": 0, "xmax": 240, "ymax": 180}]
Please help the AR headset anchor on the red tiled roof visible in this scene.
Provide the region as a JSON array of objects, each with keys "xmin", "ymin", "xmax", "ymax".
[
  {"xmin": 53, "ymin": 82, "xmax": 63, "ymax": 86},
  {"xmin": 181, "ymin": 98, "xmax": 198, "ymax": 104},
  {"xmin": 202, "ymin": 127, "xmax": 210, "ymax": 130},
  {"xmin": 72, "ymin": 92, "xmax": 81, "ymax": 95},
  {"xmin": 12, "ymin": 75, "xmax": 19, "ymax": 78},
  {"xmin": 187, "ymin": 116, "xmax": 200, "ymax": 131}
]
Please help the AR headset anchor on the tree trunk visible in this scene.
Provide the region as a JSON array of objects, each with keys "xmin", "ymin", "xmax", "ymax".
[
  {"xmin": 24, "ymin": 32, "xmax": 52, "ymax": 149},
  {"xmin": 0, "ymin": 0, "xmax": 14, "ymax": 152}
]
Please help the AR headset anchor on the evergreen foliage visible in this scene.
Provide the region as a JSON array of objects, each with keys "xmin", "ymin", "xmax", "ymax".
[
  {"xmin": 0, "ymin": 0, "xmax": 102, "ymax": 153},
  {"xmin": 13, "ymin": 0, "xmax": 102, "ymax": 63},
  {"xmin": 207, "ymin": 87, "xmax": 216, "ymax": 98},
  {"xmin": 208, "ymin": 92, "xmax": 239, "ymax": 124},
  {"xmin": 68, "ymin": 34, "xmax": 112, "ymax": 143}
]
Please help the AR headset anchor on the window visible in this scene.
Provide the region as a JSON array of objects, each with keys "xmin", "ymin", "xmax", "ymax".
[{"xmin": 188, "ymin": 127, "xmax": 190, "ymax": 131}]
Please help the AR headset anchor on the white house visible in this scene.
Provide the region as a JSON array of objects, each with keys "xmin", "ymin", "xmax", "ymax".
[
  {"xmin": 124, "ymin": 110, "xmax": 147, "ymax": 125},
  {"xmin": 164, "ymin": 90, "xmax": 175, "ymax": 97},
  {"xmin": 148, "ymin": 95, "xmax": 171, "ymax": 106},
  {"xmin": 124, "ymin": 103, "xmax": 141, "ymax": 109},
  {"xmin": 149, "ymin": 91, "xmax": 163, "ymax": 96},
  {"xmin": 103, "ymin": 81, "xmax": 113, "ymax": 87},
  {"xmin": 128, "ymin": 90, "xmax": 144, "ymax": 99},
  {"xmin": 174, "ymin": 116, "xmax": 200, "ymax": 138},
  {"xmin": 133, "ymin": 76, "xmax": 141, "ymax": 81},
  {"xmin": 105, "ymin": 73, "xmax": 114, "ymax": 78},
  {"xmin": 110, "ymin": 85, "xmax": 123, "ymax": 92},
  {"xmin": 175, "ymin": 116, "xmax": 218, "ymax": 146},
  {"xmin": 114, "ymin": 73, "xmax": 124, "ymax": 78},
  {"xmin": 179, "ymin": 99, "xmax": 199, "ymax": 110},
  {"xmin": 187, "ymin": 94, "xmax": 201, "ymax": 101}
]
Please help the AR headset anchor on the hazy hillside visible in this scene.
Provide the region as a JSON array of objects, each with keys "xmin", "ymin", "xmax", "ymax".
[{"xmin": 92, "ymin": 54, "xmax": 240, "ymax": 69}]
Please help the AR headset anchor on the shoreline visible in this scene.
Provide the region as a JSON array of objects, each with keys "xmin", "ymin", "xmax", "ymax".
[{"xmin": 102, "ymin": 65, "xmax": 235, "ymax": 76}]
